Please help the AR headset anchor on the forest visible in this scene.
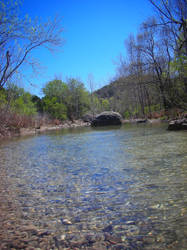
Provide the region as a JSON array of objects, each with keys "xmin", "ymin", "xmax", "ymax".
[{"xmin": 0, "ymin": 0, "xmax": 187, "ymax": 136}]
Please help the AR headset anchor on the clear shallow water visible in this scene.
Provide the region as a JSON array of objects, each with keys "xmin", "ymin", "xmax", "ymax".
[{"xmin": 0, "ymin": 124, "xmax": 187, "ymax": 249}]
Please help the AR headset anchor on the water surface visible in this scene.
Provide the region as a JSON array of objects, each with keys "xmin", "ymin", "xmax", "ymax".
[{"xmin": 0, "ymin": 124, "xmax": 187, "ymax": 249}]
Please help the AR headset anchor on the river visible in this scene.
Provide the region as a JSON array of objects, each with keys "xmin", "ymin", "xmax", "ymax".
[{"xmin": 0, "ymin": 124, "xmax": 186, "ymax": 249}]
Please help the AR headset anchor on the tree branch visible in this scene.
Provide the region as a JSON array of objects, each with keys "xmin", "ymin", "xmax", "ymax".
[{"xmin": 0, "ymin": 51, "xmax": 10, "ymax": 89}]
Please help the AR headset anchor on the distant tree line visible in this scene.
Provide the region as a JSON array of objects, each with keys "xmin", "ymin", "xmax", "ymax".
[
  {"xmin": 38, "ymin": 78, "xmax": 110, "ymax": 121},
  {"xmin": 0, "ymin": 78, "xmax": 111, "ymax": 131}
]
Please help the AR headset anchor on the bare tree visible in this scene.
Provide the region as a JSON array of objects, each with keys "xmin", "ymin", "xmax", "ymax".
[
  {"xmin": 149, "ymin": 0, "xmax": 187, "ymax": 95},
  {"xmin": 0, "ymin": 0, "xmax": 64, "ymax": 89},
  {"xmin": 137, "ymin": 18, "xmax": 175, "ymax": 110},
  {"xmin": 124, "ymin": 33, "xmax": 153, "ymax": 116},
  {"xmin": 149, "ymin": 0, "xmax": 187, "ymax": 55}
]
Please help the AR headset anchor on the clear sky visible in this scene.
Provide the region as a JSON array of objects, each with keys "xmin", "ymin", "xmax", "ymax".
[{"xmin": 20, "ymin": 0, "xmax": 154, "ymax": 96}]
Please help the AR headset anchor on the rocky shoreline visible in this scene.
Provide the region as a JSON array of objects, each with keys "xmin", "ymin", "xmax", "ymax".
[
  {"xmin": 0, "ymin": 120, "xmax": 90, "ymax": 140},
  {"xmin": 0, "ymin": 116, "xmax": 186, "ymax": 140},
  {"xmin": 20, "ymin": 120, "xmax": 91, "ymax": 136}
]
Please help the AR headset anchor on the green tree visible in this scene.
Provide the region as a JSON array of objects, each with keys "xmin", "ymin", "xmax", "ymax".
[
  {"xmin": 0, "ymin": 83, "xmax": 37, "ymax": 115},
  {"xmin": 31, "ymin": 95, "xmax": 43, "ymax": 113},
  {"xmin": 42, "ymin": 79, "xmax": 68, "ymax": 120},
  {"xmin": 42, "ymin": 78, "xmax": 90, "ymax": 120},
  {"xmin": 0, "ymin": 88, "xmax": 7, "ymax": 108},
  {"xmin": 10, "ymin": 90, "xmax": 36, "ymax": 116},
  {"xmin": 42, "ymin": 96, "xmax": 67, "ymax": 120},
  {"xmin": 66, "ymin": 78, "xmax": 90, "ymax": 120},
  {"xmin": 100, "ymin": 98, "xmax": 110, "ymax": 111},
  {"xmin": 42, "ymin": 79, "xmax": 68, "ymax": 102}
]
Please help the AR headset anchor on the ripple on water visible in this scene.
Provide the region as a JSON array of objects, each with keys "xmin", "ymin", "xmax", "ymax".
[{"xmin": 0, "ymin": 124, "xmax": 187, "ymax": 249}]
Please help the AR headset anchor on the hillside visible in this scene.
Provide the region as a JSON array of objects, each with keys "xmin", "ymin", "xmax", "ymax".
[
  {"xmin": 94, "ymin": 75, "xmax": 180, "ymax": 119},
  {"xmin": 95, "ymin": 77, "xmax": 127, "ymax": 99}
]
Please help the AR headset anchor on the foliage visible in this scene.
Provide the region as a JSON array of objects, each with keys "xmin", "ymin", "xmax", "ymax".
[
  {"xmin": 65, "ymin": 78, "xmax": 90, "ymax": 119},
  {"xmin": 11, "ymin": 92, "xmax": 36, "ymax": 116},
  {"xmin": 171, "ymin": 55, "xmax": 187, "ymax": 78},
  {"xmin": 42, "ymin": 96, "xmax": 67, "ymax": 120},
  {"xmin": 31, "ymin": 95, "xmax": 43, "ymax": 113},
  {"xmin": 0, "ymin": 84, "xmax": 36, "ymax": 115},
  {"xmin": 42, "ymin": 78, "xmax": 90, "ymax": 120},
  {"xmin": 0, "ymin": 88, "xmax": 7, "ymax": 108},
  {"xmin": 99, "ymin": 98, "xmax": 110, "ymax": 111},
  {"xmin": 123, "ymin": 110, "xmax": 130, "ymax": 119},
  {"xmin": 42, "ymin": 79, "xmax": 68, "ymax": 101}
]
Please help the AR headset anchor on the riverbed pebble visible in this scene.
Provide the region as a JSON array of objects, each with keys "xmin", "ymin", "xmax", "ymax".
[{"xmin": 61, "ymin": 218, "xmax": 72, "ymax": 225}]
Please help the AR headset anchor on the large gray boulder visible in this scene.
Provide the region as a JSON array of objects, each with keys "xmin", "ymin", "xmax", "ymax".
[
  {"xmin": 91, "ymin": 111, "xmax": 122, "ymax": 127},
  {"xmin": 168, "ymin": 118, "xmax": 187, "ymax": 130}
]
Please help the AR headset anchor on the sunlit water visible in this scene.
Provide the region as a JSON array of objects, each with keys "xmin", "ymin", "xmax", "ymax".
[{"xmin": 0, "ymin": 124, "xmax": 187, "ymax": 249}]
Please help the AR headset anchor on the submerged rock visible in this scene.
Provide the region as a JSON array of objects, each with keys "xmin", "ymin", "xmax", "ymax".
[
  {"xmin": 168, "ymin": 118, "xmax": 187, "ymax": 130},
  {"xmin": 61, "ymin": 218, "xmax": 72, "ymax": 225},
  {"xmin": 136, "ymin": 119, "xmax": 147, "ymax": 123},
  {"xmin": 91, "ymin": 111, "xmax": 122, "ymax": 127},
  {"xmin": 103, "ymin": 224, "xmax": 113, "ymax": 232}
]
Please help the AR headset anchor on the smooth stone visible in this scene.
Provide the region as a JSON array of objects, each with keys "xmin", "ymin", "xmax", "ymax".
[
  {"xmin": 103, "ymin": 224, "xmax": 113, "ymax": 232},
  {"xmin": 61, "ymin": 218, "xmax": 72, "ymax": 225},
  {"xmin": 60, "ymin": 234, "xmax": 66, "ymax": 240}
]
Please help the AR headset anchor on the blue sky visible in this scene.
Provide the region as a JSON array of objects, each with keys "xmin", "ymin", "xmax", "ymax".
[{"xmin": 21, "ymin": 0, "xmax": 154, "ymax": 96}]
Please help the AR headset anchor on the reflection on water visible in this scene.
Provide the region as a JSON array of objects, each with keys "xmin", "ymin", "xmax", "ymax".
[{"xmin": 0, "ymin": 124, "xmax": 187, "ymax": 249}]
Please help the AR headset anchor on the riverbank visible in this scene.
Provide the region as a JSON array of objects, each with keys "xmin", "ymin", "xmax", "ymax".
[
  {"xmin": 0, "ymin": 118, "xmax": 165, "ymax": 140},
  {"xmin": 0, "ymin": 120, "xmax": 90, "ymax": 139},
  {"xmin": 0, "ymin": 116, "xmax": 186, "ymax": 140},
  {"xmin": 122, "ymin": 118, "xmax": 166, "ymax": 124}
]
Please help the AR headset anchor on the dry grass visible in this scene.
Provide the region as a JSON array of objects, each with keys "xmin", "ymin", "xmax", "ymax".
[{"xmin": 0, "ymin": 108, "xmax": 54, "ymax": 137}]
